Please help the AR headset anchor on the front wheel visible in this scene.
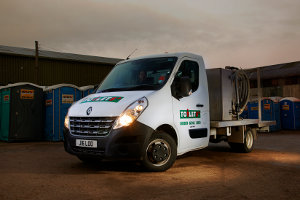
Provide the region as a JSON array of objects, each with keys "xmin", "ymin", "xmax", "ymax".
[
  {"xmin": 141, "ymin": 131, "xmax": 177, "ymax": 172},
  {"xmin": 229, "ymin": 128, "xmax": 254, "ymax": 153}
]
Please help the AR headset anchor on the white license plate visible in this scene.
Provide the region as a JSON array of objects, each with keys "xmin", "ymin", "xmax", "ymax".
[{"xmin": 76, "ymin": 139, "xmax": 97, "ymax": 148}]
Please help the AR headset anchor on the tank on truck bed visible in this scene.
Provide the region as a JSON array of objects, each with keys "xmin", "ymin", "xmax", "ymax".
[{"xmin": 206, "ymin": 67, "xmax": 275, "ymax": 151}]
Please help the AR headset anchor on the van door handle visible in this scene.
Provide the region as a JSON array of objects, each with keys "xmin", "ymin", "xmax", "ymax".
[{"xmin": 196, "ymin": 104, "xmax": 204, "ymax": 107}]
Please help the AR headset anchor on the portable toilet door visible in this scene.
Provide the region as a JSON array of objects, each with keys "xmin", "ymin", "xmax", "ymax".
[
  {"xmin": 280, "ymin": 97, "xmax": 300, "ymax": 130},
  {"xmin": 0, "ymin": 88, "xmax": 2, "ymax": 140},
  {"xmin": 295, "ymin": 101, "xmax": 300, "ymax": 129},
  {"xmin": 248, "ymin": 101, "xmax": 259, "ymax": 119},
  {"xmin": 261, "ymin": 97, "xmax": 281, "ymax": 131},
  {"xmin": 44, "ymin": 84, "xmax": 82, "ymax": 141},
  {"xmin": 44, "ymin": 89, "xmax": 55, "ymax": 141},
  {"xmin": 0, "ymin": 83, "xmax": 44, "ymax": 142},
  {"xmin": 0, "ymin": 88, "xmax": 3, "ymax": 141},
  {"xmin": 0, "ymin": 87, "xmax": 11, "ymax": 141},
  {"xmin": 60, "ymin": 85, "xmax": 82, "ymax": 141},
  {"xmin": 240, "ymin": 102, "xmax": 249, "ymax": 119}
]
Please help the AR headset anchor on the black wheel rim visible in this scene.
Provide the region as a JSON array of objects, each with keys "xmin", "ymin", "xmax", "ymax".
[{"xmin": 146, "ymin": 138, "xmax": 171, "ymax": 167}]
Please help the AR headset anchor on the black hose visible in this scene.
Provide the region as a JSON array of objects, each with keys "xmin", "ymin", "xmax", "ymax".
[{"xmin": 231, "ymin": 69, "xmax": 250, "ymax": 117}]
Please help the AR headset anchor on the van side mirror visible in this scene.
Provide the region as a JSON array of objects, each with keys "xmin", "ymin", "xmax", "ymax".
[{"xmin": 171, "ymin": 76, "xmax": 192, "ymax": 99}]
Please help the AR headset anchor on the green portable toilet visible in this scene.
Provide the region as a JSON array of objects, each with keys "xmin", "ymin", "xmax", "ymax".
[
  {"xmin": 0, "ymin": 87, "xmax": 10, "ymax": 141},
  {"xmin": 0, "ymin": 87, "xmax": 2, "ymax": 140},
  {"xmin": 0, "ymin": 83, "xmax": 44, "ymax": 142}
]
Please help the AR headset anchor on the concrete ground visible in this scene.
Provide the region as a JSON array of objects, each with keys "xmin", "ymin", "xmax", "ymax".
[{"xmin": 0, "ymin": 130, "xmax": 299, "ymax": 200}]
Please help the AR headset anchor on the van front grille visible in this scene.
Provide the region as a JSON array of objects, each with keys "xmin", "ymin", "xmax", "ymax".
[{"xmin": 69, "ymin": 117, "xmax": 117, "ymax": 136}]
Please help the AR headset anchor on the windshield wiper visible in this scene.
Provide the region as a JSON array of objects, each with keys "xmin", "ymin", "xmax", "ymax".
[
  {"xmin": 125, "ymin": 84, "xmax": 156, "ymax": 91},
  {"xmin": 98, "ymin": 88, "xmax": 127, "ymax": 93}
]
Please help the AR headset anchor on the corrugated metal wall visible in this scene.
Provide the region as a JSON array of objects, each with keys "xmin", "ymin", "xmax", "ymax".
[
  {"xmin": 283, "ymin": 85, "xmax": 300, "ymax": 98},
  {"xmin": 250, "ymin": 85, "xmax": 300, "ymax": 99},
  {"xmin": 0, "ymin": 54, "xmax": 114, "ymax": 86}
]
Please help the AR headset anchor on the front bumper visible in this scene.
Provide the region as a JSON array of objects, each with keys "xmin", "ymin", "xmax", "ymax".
[{"xmin": 63, "ymin": 121, "xmax": 154, "ymax": 160}]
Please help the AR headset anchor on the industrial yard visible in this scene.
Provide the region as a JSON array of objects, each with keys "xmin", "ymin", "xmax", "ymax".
[
  {"xmin": 0, "ymin": 130, "xmax": 299, "ymax": 200},
  {"xmin": 1, "ymin": 0, "xmax": 300, "ymax": 199}
]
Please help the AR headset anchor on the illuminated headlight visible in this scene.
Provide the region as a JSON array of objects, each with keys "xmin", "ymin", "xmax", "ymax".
[
  {"xmin": 113, "ymin": 97, "xmax": 148, "ymax": 129},
  {"xmin": 64, "ymin": 114, "xmax": 69, "ymax": 129}
]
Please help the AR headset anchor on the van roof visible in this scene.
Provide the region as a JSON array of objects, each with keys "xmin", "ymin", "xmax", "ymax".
[{"xmin": 118, "ymin": 52, "xmax": 204, "ymax": 65}]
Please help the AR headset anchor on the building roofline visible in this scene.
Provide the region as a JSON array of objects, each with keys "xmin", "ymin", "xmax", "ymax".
[
  {"xmin": 245, "ymin": 61, "xmax": 300, "ymax": 80},
  {"xmin": 0, "ymin": 45, "xmax": 123, "ymax": 65}
]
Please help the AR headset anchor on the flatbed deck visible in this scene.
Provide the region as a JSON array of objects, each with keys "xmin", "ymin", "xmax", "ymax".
[{"xmin": 210, "ymin": 119, "xmax": 276, "ymax": 128}]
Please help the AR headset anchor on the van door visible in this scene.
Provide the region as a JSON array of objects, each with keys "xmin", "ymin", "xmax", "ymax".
[{"xmin": 171, "ymin": 59, "xmax": 210, "ymax": 153}]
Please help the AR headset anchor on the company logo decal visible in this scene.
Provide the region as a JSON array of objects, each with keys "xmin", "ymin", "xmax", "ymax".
[
  {"xmin": 282, "ymin": 105, "xmax": 289, "ymax": 110},
  {"xmin": 62, "ymin": 94, "xmax": 74, "ymax": 104},
  {"xmin": 180, "ymin": 109, "xmax": 201, "ymax": 126},
  {"xmin": 3, "ymin": 95, "xmax": 10, "ymax": 102},
  {"xmin": 80, "ymin": 96, "xmax": 124, "ymax": 104},
  {"xmin": 86, "ymin": 107, "xmax": 92, "ymax": 115},
  {"xmin": 251, "ymin": 106, "xmax": 258, "ymax": 111},
  {"xmin": 180, "ymin": 109, "xmax": 201, "ymax": 119},
  {"xmin": 20, "ymin": 89, "xmax": 34, "ymax": 100},
  {"xmin": 264, "ymin": 104, "xmax": 270, "ymax": 110},
  {"xmin": 45, "ymin": 99, "xmax": 52, "ymax": 106}
]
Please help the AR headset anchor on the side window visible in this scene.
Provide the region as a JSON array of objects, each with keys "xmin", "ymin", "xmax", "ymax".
[{"xmin": 175, "ymin": 60, "xmax": 199, "ymax": 92}]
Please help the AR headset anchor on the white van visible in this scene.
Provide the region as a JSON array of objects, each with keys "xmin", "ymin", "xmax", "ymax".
[{"xmin": 63, "ymin": 52, "xmax": 271, "ymax": 171}]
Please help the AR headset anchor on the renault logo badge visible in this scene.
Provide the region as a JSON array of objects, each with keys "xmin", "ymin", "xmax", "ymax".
[{"xmin": 86, "ymin": 107, "xmax": 92, "ymax": 115}]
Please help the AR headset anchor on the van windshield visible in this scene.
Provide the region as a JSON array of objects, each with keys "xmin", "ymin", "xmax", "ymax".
[{"xmin": 97, "ymin": 57, "xmax": 178, "ymax": 93}]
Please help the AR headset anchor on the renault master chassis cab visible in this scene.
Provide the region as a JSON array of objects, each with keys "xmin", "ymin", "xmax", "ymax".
[{"xmin": 63, "ymin": 52, "xmax": 273, "ymax": 171}]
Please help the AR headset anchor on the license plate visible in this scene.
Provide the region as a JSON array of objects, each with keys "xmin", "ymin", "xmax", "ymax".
[{"xmin": 76, "ymin": 139, "xmax": 97, "ymax": 148}]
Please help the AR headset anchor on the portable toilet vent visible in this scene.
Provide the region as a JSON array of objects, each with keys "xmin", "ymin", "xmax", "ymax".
[
  {"xmin": 280, "ymin": 97, "xmax": 300, "ymax": 130},
  {"xmin": 44, "ymin": 84, "xmax": 82, "ymax": 141},
  {"xmin": 0, "ymin": 83, "xmax": 44, "ymax": 141}
]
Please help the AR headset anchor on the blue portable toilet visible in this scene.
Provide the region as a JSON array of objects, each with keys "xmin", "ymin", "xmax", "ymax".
[
  {"xmin": 248, "ymin": 97, "xmax": 281, "ymax": 132},
  {"xmin": 261, "ymin": 97, "xmax": 281, "ymax": 131},
  {"xmin": 280, "ymin": 97, "xmax": 300, "ymax": 130},
  {"xmin": 44, "ymin": 84, "xmax": 82, "ymax": 141},
  {"xmin": 80, "ymin": 85, "xmax": 95, "ymax": 97}
]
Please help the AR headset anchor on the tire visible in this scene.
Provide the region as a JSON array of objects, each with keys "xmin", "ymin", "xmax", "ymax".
[
  {"xmin": 141, "ymin": 131, "xmax": 177, "ymax": 172},
  {"xmin": 229, "ymin": 128, "xmax": 254, "ymax": 153}
]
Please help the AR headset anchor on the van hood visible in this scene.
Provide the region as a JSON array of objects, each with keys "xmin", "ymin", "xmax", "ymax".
[{"xmin": 68, "ymin": 91, "xmax": 154, "ymax": 117}]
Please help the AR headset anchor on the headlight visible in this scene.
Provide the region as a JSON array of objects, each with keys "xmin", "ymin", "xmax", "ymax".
[
  {"xmin": 113, "ymin": 97, "xmax": 148, "ymax": 129},
  {"xmin": 64, "ymin": 114, "xmax": 69, "ymax": 129}
]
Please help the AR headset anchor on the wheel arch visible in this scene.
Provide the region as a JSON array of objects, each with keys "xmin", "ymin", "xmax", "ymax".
[{"xmin": 156, "ymin": 124, "xmax": 178, "ymax": 146}]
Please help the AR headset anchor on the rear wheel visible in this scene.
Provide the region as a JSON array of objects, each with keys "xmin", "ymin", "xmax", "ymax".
[
  {"xmin": 141, "ymin": 131, "xmax": 177, "ymax": 172},
  {"xmin": 229, "ymin": 128, "xmax": 254, "ymax": 153}
]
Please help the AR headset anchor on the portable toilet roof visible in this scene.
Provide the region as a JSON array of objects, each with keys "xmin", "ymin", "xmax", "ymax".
[
  {"xmin": 0, "ymin": 82, "xmax": 43, "ymax": 89},
  {"xmin": 44, "ymin": 84, "xmax": 81, "ymax": 91},
  {"xmin": 280, "ymin": 97, "xmax": 300, "ymax": 102},
  {"xmin": 79, "ymin": 85, "xmax": 94, "ymax": 91},
  {"xmin": 262, "ymin": 97, "xmax": 282, "ymax": 103}
]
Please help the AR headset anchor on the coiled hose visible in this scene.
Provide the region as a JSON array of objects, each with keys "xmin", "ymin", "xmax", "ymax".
[{"xmin": 231, "ymin": 68, "xmax": 250, "ymax": 118}]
